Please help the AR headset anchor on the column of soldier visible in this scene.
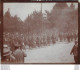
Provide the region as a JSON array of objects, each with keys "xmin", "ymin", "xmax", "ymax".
[
  {"xmin": 2, "ymin": 32, "xmax": 78, "ymax": 63},
  {"xmin": 3, "ymin": 32, "xmax": 78, "ymax": 50}
]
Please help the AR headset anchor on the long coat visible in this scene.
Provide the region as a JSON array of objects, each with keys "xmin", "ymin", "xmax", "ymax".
[
  {"xmin": 71, "ymin": 44, "xmax": 78, "ymax": 56},
  {"xmin": 13, "ymin": 49, "xmax": 26, "ymax": 63}
]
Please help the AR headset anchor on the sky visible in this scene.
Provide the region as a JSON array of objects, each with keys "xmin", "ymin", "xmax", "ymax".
[
  {"xmin": 10, "ymin": 65, "xmax": 75, "ymax": 70},
  {"xmin": 4, "ymin": 3, "xmax": 78, "ymax": 21}
]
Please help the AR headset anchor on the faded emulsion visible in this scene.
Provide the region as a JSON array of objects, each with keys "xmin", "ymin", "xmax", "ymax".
[{"xmin": 2, "ymin": 3, "xmax": 78, "ymax": 64}]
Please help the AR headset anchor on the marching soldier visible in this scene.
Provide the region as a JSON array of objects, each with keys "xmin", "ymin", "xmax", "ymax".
[
  {"xmin": 70, "ymin": 33, "xmax": 74, "ymax": 41},
  {"xmin": 31, "ymin": 37, "xmax": 35, "ymax": 48},
  {"xmin": 28, "ymin": 38, "xmax": 32, "ymax": 49},
  {"xmin": 40, "ymin": 38, "xmax": 43, "ymax": 47},
  {"xmin": 47, "ymin": 36, "xmax": 51, "ymax": 46},
  {"xmin": 36, "ymin": 37, "xmax": 40, "ymax": 47},
  {"xmin": 43, "ymin": 36, "xmax": 47, "ymax": 46},
  {"xmin": 67, "ymin": 34, "xmax": 70, "ymax": 42},
  {"xmin": 59, "ymin": 33, "xmax": 62, "ymax": 42},
  {"xmin": 51, "ymin": 35, "xmax": 56, "ymax": 44}
]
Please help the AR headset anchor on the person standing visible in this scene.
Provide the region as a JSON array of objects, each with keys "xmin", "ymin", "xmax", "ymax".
[
  {"xmin": 2, "ymin": 45, "xmax": 15, "ymax": 63},
  {"xmin": 13, "ymin": 43, "xmax": 27, "ymax": 63},
  {"xmin": 70, "ymin": 41, "xmax": 78, "ymax": 64}
]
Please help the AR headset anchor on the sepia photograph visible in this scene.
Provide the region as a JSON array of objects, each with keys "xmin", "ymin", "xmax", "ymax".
[
  {"xmin": 1, "ymin": 64, "xmax": 79, "ymax": 70},
  {"xmin": 2, "ymin": 3, "xmax": 78, "ymax": 64}
]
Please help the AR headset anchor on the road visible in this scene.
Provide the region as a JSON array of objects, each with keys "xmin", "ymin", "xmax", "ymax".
[{"xmin": 24, "ymin": 42, "xmax": 75, "ymax": 63}]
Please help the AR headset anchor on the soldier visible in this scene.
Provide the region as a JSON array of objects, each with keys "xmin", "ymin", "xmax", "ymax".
[
  {"xmin": 73, "ymin": 33, "xmax": 77, "ymax": 41},
  {"xmin": 47, "ymin": 36, "xmax": 51, "ymax": 46},
  {"xmin": 51, "ymin": 35, "xmax": 56, "ymax": 44},
  {"xmin": 70, "ymin": 33, "xmax": 74, "ymax": 41},
  {"xmin": 40, "ymin": 38, "xmax": 43, "ymax": 47},
  {"xmin": 70, "ymin": 41, "xmax": 78, "ymax": 64},
  {"xmin": 28, "ymin": 38, "xmax": 32, "ymax": 49},
  {"xmin": 59, "ymin": 33, "xmax": 62, "ymax": 42},
  {"xmin": 63, "ymin": 33, "xmax": 67, "ymax": 42},
  {"xmin": 13, "ymin": 43, "xmax": 27, "ymax": 63},
  {"xmin": 43, "ymin": 36, "xmax": 47, "ymax": 46},
  {"xmin": 36, "ymin": 37, "xmax": 40, "ymax": 47},
  {"xmin": 31, "ymin": 37, "xmax": 35, "ymax": 48},
  {"xmin": 67, "ymin": 34, "xmax": 70, "ymax": 42}
]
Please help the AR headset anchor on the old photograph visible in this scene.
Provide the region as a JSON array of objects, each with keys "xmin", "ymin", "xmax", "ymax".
[
  {"xmin": 2, "ymin": 3, "xmax": 78, "ymax": 64},
  {"xmin": 1, "ymin": 64, "xmax": 79, "ymax": 70}
]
